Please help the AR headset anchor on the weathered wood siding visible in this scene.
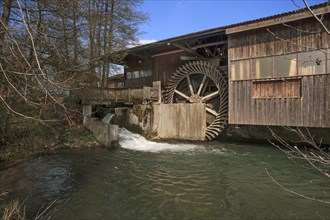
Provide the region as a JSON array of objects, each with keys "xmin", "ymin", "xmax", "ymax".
[
  {"xmin": 152, "ymin": 51, "xmax": 190, "ymax": 87},
  {"xmin": 228, "ymin": 16, "xmax": 330, "ymax": 60},
  {"xmin": 125, "ymin": 54, "xmax": 153, "ymax": 87},
  {"xmin": 125, "ymin": 51, "xmax": 190, "ymax": 88},
  {"xmin": 156, "ymin": 103, "xmax": 206, "ymax": 140},
  {"xmin": 228, "ymin": 15, "xmax": 330, "ymax": 127},
  {"xmin": 229, "ymin": 75, "xmax": 330, "ymax": 127}
]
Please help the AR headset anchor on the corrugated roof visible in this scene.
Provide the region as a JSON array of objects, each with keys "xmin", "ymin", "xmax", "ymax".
[{"xmin": 128, "ymin": 2, "xmax": 329, "ymax": 52}]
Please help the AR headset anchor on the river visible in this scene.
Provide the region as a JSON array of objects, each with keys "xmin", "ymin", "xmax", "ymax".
[{"xmin": 0, "ymin": 128, "xmax": 329, "ymax": 219}]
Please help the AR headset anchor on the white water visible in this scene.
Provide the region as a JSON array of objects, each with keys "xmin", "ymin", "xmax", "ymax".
[
  {"xmin": 118, "ymin": 128, "xmax": 234, "ymax": 155},
  {"xmin": 119, "ymin": 128, "xmax": 201, "ymax": 152},
  {"xmin": 101, "ymin": 113, "xmax": 115, "ymax": 124}
]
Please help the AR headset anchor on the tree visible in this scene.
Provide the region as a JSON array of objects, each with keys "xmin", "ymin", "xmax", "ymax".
[{"xmin": 0, "ymin": 0, "xmax": 148, "ymax": 146}]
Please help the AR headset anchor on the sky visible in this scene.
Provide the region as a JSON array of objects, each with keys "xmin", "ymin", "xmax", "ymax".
[{"xmin": 137, "ymin": 0, "xmax": 327, "ymax": 43}]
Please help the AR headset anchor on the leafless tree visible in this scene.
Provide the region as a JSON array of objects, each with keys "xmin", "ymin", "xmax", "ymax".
[{"xmin": 0, "ymin": 0, "xmax": 147, "ymax": 146}]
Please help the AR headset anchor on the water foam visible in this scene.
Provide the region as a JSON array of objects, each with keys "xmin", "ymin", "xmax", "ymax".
[{"xmin": 119, "ymin": 128, "xmax": 202, "ymax": 153}]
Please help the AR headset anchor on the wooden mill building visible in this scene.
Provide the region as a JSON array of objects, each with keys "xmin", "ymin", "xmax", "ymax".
[{"xmin": 118, "ymin": 3, "xmax": 330, "ymax": 140}]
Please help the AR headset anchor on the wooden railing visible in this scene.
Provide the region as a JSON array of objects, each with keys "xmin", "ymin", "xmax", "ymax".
[{"xmin": 75, "ymin": 81, "xmax": 161, "ymax": 105}]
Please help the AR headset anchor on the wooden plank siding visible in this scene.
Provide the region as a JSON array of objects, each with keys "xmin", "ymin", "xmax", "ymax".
[
  {"xmin": 252, "ymin": 79, "xmax": 301, "ymax": 98},
  {"xmin": 229, "ymin": 75, "xmax": 330, "ymax": 127},
  {"xmin": 228, "ymin": 15, "xmax": 330, "ymax": 127},
  {"xmin": 125, "ymin": 52, "xmax": 191, "ymax": 88},
  {"xmin": 152, "ymin": 51, "xmax": 191, "ymax": 87},
  {"xmin": 124, "ymin": 54, "xmax": 153, "ymax": 87},
  {"xmin": 228, "ymin": 16, "xmax": 330, "ymax": 60}
]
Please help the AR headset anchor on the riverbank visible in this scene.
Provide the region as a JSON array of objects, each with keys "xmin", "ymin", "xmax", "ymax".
[{"xmin": 0, "ymin": 123, "xmax": 100, "ymax": 163}]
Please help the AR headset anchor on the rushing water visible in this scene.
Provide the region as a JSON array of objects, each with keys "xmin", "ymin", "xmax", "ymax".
[{"xmin": 0, "ymin": 128, "xmax": 329, "ymax": 220}]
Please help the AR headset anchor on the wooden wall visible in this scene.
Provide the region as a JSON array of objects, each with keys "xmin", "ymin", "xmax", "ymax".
[
  {"xmin": 155, "ymin": 103, "xmax": 206, "ymax": 140},
  {"xmin": 228, "ymin": 15, "xmax": 330, "ymax": 127},
  {"xmin": 152, "ymin": 51, "xmax": 190, "ymax": 87},
  {"xmin": 229, "ymin": 74, "xmax": 330, "ymax": 127},
  {"xmin": 228, "ymin": 15, "xmax": 330, "ymax": 60},
  {"xmin": 125, "ymin": 51, "xmax": 190, "ymax": 88},
  {"xmin": 125, "ymin": 54, "xmax": 153, "ymax": 87}
]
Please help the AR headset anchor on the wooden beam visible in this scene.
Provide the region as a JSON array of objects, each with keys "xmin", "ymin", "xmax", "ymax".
[
  {"xmin": 172, "ymin": 42, "xmax": 203, "ymax": 58},
  {"xmin": 151, "ymin": 49, "xmax": 184, "ymax": 57},
  {"xmin": 131, "ymin": 52, "xmax": 151, "ymax": 60},
  {"xmin": 191, "ymin": 40, "xmax": 227, "ymax": 49}
]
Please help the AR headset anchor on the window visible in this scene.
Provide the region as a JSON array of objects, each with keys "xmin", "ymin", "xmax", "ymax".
[
  {"xmin": 230, "ymin": 60, "xmax": 250, "ymax": 80},
  {"xmin": 274, "ymin": 54, "xmax": 297, "ymax": 77},
  {"xmin": 126, "ymin": 70, "xmax": 152, "ymax": 79},
  {"xmin": 230, "ymin": 49, "xmax": 328, "ymax": 82},
  {"xmin": 251, "ymin": 57, "xmax": 272, "ymax": 79},
  {"xmin": 133, "ymin": 71, "xmax": 139, "ymax": 78},
  {"xmin": 298, "ymin": 50, "xmax": 326, "ymax": 75},
  {"xmin": 252, "ymin": 79, "xmax": 301, "ymax": 99}
]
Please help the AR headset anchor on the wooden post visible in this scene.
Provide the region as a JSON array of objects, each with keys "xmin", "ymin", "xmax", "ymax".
[
  {"xmin": 143, "ymin": 86, "xmax": 151, "ymax": 101},
  {"xmin": 128, "ymin": 88, "xmax": 131, "ymax": 103},
  {"xmin": 83, "ymin": 105, "xmax": 92, "ymax": 125}
]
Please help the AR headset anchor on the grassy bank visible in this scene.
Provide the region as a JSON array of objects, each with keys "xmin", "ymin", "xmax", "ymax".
[
  {"xmin": 0, "ymin": 121, "xmax": 101, "ymax": 219},
  {"xmin": 0, "ymin": 122, "xmax": 99, "ymax": 163}
]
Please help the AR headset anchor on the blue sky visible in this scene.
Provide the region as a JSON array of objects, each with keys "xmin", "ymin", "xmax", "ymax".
[{"xmin": 137, "ymin": 0, "xmax": 327, "ymax": 43}]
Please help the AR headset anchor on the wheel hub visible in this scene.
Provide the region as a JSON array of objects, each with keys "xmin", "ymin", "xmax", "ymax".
[{"xmin": 189, "ymin": 94, "xmax": 203, "ymax": 103}]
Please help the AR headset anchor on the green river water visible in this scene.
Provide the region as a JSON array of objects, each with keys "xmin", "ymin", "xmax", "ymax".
[{"xmin": 0, "ymin": 128, "xmax": 329, "ymax": 219}]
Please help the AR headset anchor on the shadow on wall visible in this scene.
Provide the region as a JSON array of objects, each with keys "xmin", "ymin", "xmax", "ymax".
[{"xmin": 222, "ymin": 125, "xmax": 330, "ymax": 145}]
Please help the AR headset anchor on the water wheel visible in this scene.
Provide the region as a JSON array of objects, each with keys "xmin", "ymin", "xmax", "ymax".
[{"xmin": 163, "ymin": 61, "xmax": 228, "ymax": 140}]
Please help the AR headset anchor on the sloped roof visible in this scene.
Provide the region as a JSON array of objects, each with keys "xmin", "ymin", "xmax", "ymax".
[{"xmin": 128, "ymin": 2, "xmax": 329, "ymax": 53}]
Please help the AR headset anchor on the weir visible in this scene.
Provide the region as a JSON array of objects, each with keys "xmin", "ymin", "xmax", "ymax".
[{"xmin": 83, "ymin": 107, "xmax": 119, "ymax": 148}]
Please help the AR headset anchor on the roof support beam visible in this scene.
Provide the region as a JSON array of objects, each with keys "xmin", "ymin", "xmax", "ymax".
[
  {"xmin": 191, "ymin": 40, "xmax": 227, "ymax": 49},
  {"xmin": 130, "ymin": 52, "xmax": 151, "ymax": 60},
  {"xmin": 172, "ymin": 42, "xmax": 203, "ymax": 58}
]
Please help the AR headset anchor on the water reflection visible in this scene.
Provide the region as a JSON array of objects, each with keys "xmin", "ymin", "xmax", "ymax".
[
  {"xmin": 0, "ymin": 130, "xmax": 329, "ymax": 220},
  {"xmin": 0, "ymin": 156, "xmax": 74, "ymax": 217}
]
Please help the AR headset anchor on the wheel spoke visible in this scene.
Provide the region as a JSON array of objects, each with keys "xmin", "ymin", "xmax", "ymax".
[
  {"xmin": 206, "ymin": 107, "xmax": 218, "ymax": 116},
  {"xmin": 201, "ymin": 79, "xmax": 209, "ymax": 96},
  {"xmin": 197, "ymin": 75, "xmax": 207, "ymax": 96},
  {"xmin": 186, "ymin": 75, "xmax": 195, "ymax": 96},
  {"xmin": 202, "ymin": 90, "xmax": 219, "ymax": 102},
  {"xmin": 174, "ymin": 89, "xmax": 190, "ymax": 101}
]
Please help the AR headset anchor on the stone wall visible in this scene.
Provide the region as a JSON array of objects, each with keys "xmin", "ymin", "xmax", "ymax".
[{"xmin": 115, "ymin": 104, "xmax": 153, "ymax": 136}]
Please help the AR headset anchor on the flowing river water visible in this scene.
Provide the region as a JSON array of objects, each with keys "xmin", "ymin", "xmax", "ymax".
[{"xmin": 0, "ymin": 128, "xmax": 329, "ymax": 219}]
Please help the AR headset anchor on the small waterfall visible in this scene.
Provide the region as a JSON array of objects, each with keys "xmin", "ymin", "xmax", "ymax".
[
  {"xmin": 118, "ymin": 128, "xmax": 202, "ymax": 153},
  {"xmin": 102, "ymin": 113, "xmax": 115, "ymax": 124}
]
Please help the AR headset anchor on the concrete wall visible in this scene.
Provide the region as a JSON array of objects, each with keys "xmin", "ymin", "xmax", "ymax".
[
  {"xmin": 83, "ymin": 106, "xmax": 118, "ymax": 148},
  {"xmin": 84, "ymin": 116, "xmax": 119, "ymax": 148}
]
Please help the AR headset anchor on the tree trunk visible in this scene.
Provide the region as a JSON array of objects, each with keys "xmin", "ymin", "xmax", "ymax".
[{"xmin": 0, "ymin": 0, "xmax": 13, "ymax": 51}]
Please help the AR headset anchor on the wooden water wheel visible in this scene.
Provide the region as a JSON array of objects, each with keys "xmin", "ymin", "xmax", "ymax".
[{"xmin": 163, "ymin": 61, "xmax": 228, "ymax": 140}]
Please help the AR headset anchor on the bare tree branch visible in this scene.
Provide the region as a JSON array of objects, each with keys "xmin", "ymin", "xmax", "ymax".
[
  {"xmin": 265, "ymin": 168, "xmax": 330, "ymax": 204},
  {"xmin": 302, "ymin": 0, "xmax": 330, "ymax": 35}
]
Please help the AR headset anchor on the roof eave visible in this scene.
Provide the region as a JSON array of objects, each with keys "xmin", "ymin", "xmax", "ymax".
[{"xmin": 226, "ymin": 5, "xmax": 330, "ymax": 34}]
